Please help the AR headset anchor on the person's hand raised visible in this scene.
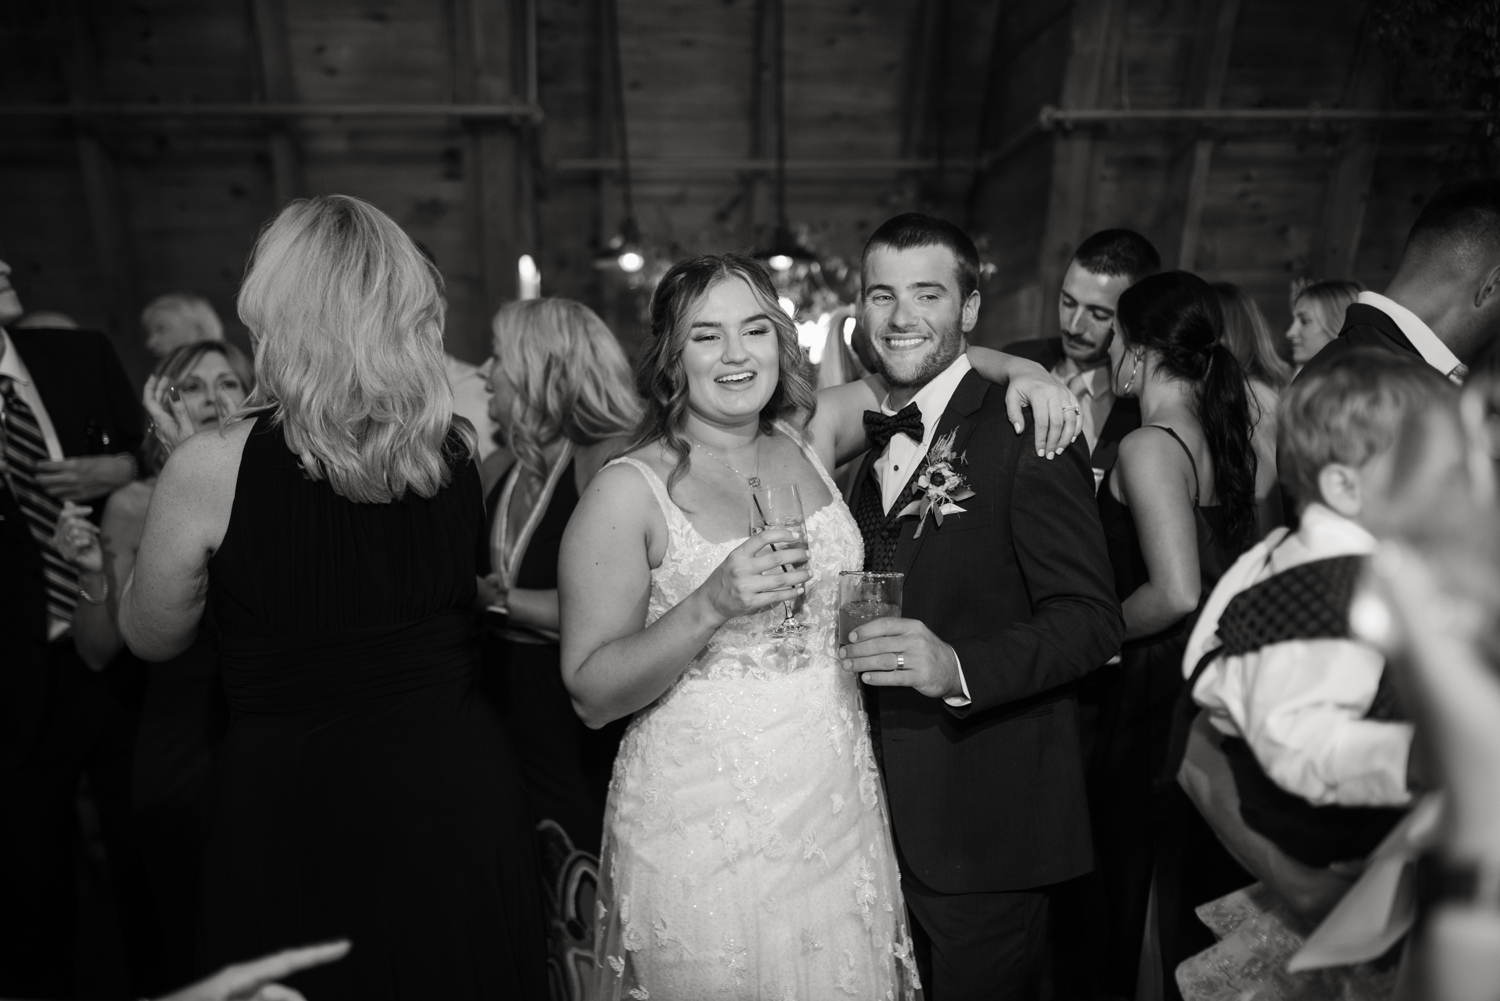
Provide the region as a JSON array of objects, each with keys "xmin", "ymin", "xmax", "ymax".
[
  {"xmin": 143, "ymin": 374, "xmax": 198, "ymax": 458},
  {"xmin": 52, "ymin": 500, "xmax": 103, "ymax": 573},
  {"xmin": 697, "ymin": 528, "xmax": 809, "ymax": 626},
  {"xmin": 156, "ymin": 940, "xmax": 351, "ymax": 1001}
]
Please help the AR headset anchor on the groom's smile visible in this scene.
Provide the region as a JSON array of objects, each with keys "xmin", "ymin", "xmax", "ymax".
[{"xmin": 861, "ymin": 243, "xmax": 978, "ymax": 393}]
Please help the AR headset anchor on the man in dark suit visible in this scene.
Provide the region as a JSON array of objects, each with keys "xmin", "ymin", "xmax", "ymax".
[
  {"xmin": 0, "ymin": 255, "xmax": 158, "ymax": 998},
  {"xmin": 841, "ymin": 214, "xmax": 1124, "ymax": 999},
  {"xmin": 1299, "ymin": 178, "xmax": 1500, "ymax": 383},
  {"xmin": 1003, "ymin": 229, "xmax": 1160, "ymax": 487}
]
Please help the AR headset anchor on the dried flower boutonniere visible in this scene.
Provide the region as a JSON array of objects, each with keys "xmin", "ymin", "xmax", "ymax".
[{"xmin": 897, "ymin": 429, "xmax": 975, "ymax": 537}]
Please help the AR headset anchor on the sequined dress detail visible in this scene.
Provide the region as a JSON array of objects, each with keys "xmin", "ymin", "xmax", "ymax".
[{"xmin": 594, "ymin": 431, "xmax": 920, "ymax": 1001}]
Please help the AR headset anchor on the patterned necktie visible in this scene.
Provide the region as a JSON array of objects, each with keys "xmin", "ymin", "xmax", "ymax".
[
  {"xmin": 862, "ymin": 402, "xmax": 924, "ymax": 453},
  {"xmin": 1, "ymin": 375, "xmax": 77, "ymax": 628}
]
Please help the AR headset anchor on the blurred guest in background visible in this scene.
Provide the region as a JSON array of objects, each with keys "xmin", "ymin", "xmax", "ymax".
[
  {"xmin": 1089, "ymin": 271, "xmax": 1259, "ymax": 997},
  {"xmin": 1005, "ymin": 228, "xmax": 1159, "ymax": 486},
  {"xmin": 477, "ymin": 297, "xmax": 637, "ymax": 996},
  {"xmin": 1298, "ymin": 179, "xmax": 1500, "ymax": 383},
  {"xmin": 53, "ymin": 340, "xmax": 252, "ymax": 987},
  {"xmin": 117, "ymin": 194, "xmax": 546, "ymax": 1000},
  {"xmin": 13, "ymin": 310, "xmax": 81, "ymax": 330},
  {"xmin": 0, "ymin": 255, "xmax": 155, "ymax": 999},
  {"xmin": 1285, "ymin": 279, "xmax": 1363, "ymax": 372},
  {"xmin": 141, "ymin": 293, "xmax": 224, "ymax": 360},
  {"xmin": 1215, "ymin": 281, "xmax": 1290, "ymax": 532},
  {"xmin": 445, "ymin": 353, "xmax": 501, "ymax": 466}
]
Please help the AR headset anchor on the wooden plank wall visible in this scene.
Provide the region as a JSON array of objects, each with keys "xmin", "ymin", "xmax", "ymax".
[
  {"xmin": 967, "ymin": 0, "xmax": 1468, "ymax": 348},
  {"xmin": 0, "ymin": 0, "xmax": 1471, "ymax": 374}
]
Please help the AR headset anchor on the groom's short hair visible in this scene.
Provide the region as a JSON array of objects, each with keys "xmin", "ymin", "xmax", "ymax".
[{"xmin": 862, "ymin": 213, "xmax": 981, "ymax": 301}]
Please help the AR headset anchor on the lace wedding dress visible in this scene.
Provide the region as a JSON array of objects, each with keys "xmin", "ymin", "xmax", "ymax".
[{"xmin": 595, "ymin": 437, "xmax": 920, "ymax": 1001}]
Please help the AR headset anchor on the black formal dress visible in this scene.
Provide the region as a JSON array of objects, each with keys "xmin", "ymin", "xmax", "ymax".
[
  {"xmin": 1086, "ymin": 425, "xmax": 1247, "ymax": 1000},
  {"xmin": 479, "ymin": 458, "xmax": 626, "ymax": 1001},
  {"xmin": 850, "ymin": 370, "xmax": 1124, "ymax": 999},
  {"xmin": 129, "ymin": 628, "xmax": 228, "ymax": 988},
  {"xmin": 201, "ymin": 416, "xmax": 546, "ymax": 1000}
]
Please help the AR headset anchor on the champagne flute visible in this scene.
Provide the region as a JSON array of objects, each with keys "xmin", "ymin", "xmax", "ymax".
[{"xmin": 751, "ymin": 483, "xmax": 809, "ymax": 637}]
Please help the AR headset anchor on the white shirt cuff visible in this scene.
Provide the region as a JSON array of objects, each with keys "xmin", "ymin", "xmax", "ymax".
[{"xmin": 943, "ymin": 648, "xmax": 971, "ymax": 707}]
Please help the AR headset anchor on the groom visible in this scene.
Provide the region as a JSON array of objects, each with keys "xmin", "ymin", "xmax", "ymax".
[{"xmin": 841, "ymin": 213, "xmax": 1124, "ymax": 999}]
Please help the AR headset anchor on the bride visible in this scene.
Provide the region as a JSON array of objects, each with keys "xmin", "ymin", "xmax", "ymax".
[{"xmin": 559, "ymin": 253, "xmax": 1075, "ymax": 999}]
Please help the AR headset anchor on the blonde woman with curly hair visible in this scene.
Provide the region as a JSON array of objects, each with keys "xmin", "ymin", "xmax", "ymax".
[
  {"xmin": 118, "ymin": 195, "xmax": 546, "ymax": 1000},
  {"xmin": 477, "ymin": 297, "xmax": 637, "ymax": 993}
]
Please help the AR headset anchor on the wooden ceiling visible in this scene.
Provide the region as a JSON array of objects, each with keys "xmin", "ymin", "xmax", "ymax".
[{"xmin": 0, "ymin": 0, "xmax": 1475, "ymax": 382}]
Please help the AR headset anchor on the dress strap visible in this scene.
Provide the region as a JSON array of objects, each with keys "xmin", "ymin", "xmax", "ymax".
[
  {"xmin": 604, "ymin": 456, "xmax": 684, "ymax": 528},
  {"xmin": 1146, "ymin": 424, "xmax": 1201, "ymax": 507}
]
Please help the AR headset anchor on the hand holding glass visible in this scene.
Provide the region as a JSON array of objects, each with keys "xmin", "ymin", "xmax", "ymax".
[{"xmin": 838, "ymin": 571, "xmax": 904, "ymax": 645}]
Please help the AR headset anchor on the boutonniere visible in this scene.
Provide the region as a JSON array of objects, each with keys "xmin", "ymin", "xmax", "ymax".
[{"xmin": 897, "ymin": 429, "xmax": 976, "ymax": 537}]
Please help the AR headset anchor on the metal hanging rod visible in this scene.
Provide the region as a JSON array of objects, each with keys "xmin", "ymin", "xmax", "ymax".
[
  {"xmin": 1039, "ymin": 105, "xmax": 1487, "ymax": 128},
  {"xmin": 555, "ymin": 157, "xmax": 974, "ymax": 173},
  {"xmin": 0, "ymin": 102, "xmax": 544, "ymax": 122}
]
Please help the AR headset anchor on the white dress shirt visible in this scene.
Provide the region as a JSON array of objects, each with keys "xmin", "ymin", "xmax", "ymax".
[
  {"xmin": 1184, "ymin": 503, "xmax": 1413, "ymax": 807},
  {"xmin": 1357, "ymin": 290, "xmax": 1466, "ymax": 383},
  {"xmin": 0, "ymin": 327, "xmax": 66, "ymax": 462},
  {"xmin": 871, "ymin": 352, "xmax": 973, "ymax": 705}
]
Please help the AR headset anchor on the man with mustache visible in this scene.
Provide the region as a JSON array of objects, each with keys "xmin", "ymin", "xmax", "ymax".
[{"xmin": 1004, "ymin": 229, "xmax": 1160, "ymax": 489}]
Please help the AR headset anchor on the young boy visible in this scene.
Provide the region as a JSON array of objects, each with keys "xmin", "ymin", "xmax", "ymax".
[{"xmin": 1181, "ymin": 349, "xmax": 1454, "ymax": 867}]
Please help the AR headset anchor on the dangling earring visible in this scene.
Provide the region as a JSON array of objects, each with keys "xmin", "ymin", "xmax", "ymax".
[{"xmin": 1121, "ymin": 350, "xmax": 1143, "ymax": 396}]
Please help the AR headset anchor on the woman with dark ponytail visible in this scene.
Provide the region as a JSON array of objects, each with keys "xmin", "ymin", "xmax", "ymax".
[{"xmin": 1083, "ymin": 270, "xmax": 1258, "ymax": 997}]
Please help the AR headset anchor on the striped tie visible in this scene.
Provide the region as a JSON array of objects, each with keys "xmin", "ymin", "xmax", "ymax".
[{"xmin": 1, "ymin": 375, "xmax": 77, "ymax": 628}]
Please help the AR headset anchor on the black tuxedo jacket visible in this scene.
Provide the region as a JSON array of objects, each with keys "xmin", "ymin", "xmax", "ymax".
[
  {"xmin": 852, "ymin": 370, "xmax": 1124, "ymax": 893},
  {"xmin": 0, "ymin": 327, "xmax": 143, "ymax": 771},
  {"xmin": 1294, "ymin": 303, "xmax": 1426, "ymax": 381},
  {"xmin": 1002, "ymin": 336, "xmax": 1141, "ymax": 473}
]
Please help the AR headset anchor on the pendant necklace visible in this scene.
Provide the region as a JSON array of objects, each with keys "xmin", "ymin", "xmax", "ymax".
[{"xmin": 691, "ymin": 438, "xmax": 762, "ymax": 489}]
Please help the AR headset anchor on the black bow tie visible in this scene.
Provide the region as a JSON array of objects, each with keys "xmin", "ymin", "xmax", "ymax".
[{"xmin": 864, "ymin": 402, "xmax": 924, "ymax": 452}]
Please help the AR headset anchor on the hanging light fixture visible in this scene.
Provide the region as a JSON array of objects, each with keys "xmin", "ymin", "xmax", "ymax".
[
  {"xmin": 754, "ymin": 0, "xmax": 816, "ymax": 275},
  {"xmin": 593, "ymin": 0, "xmax": 644, "ymax": 274}
]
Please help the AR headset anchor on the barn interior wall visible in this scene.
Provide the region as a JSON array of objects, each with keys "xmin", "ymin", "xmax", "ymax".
[{"xmin": 0, "ymin": 0, "xmax": 1477, "ymax": 377}]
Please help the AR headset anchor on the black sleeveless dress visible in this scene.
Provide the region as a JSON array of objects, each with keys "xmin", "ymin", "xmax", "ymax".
[
  {"xmin": 480, "ymin": 460, "xmax": 626, "ymax": 1001},
  {"xmin": 202, "ymin": 416, "xmax": 546, "ymax": 1000},
  {"xmin": 1087, "ymin": 425, "xmax": 1246, "ymax": 1000}
]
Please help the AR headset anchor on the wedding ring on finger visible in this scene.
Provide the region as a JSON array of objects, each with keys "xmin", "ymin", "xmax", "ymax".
[{"xmin": 896, "ymin": 655, "xmax": 905, "ymax": 669}]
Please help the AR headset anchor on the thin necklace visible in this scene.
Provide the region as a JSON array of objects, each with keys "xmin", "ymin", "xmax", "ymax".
[{"xmin": 691, "ymin": 437, "xmax": 762, "ymax": 489}]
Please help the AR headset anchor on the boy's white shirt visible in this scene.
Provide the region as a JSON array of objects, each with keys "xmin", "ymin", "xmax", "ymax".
[{"xmin": 1184, "ymin": 502, "xmax": 1413, "ymax": 808}]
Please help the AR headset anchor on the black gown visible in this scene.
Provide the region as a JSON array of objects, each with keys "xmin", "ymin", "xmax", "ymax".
[
  {"xmin": 480, "ymin": 459, "xmax": 626, "ymax": 1001},
  {"xmin": 1085, "ymin": 425, "xmax": 1248, "ymax": 1000},
  {"xmin": 201, "ymin": 416, "xmax": 546, "ymax": 1000}
]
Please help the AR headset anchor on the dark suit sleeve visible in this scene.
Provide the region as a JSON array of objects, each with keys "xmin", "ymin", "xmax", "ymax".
[
  {"xmin": 948, "ymin": 440, "xmax": 1123, "ymax": 715},
  {"xmin": 95, "ymin": 332, "xmax": 145, "ymax": 459}
]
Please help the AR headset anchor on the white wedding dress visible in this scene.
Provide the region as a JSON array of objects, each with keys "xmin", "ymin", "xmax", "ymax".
[{"xmin": 594, "ymin": 435, "xmax": 920, "ymax": 1001}]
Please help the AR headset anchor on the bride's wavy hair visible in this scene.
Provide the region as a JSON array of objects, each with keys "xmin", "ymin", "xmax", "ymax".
[
  {"xmin": 623, "ymin": 253, "xmax": 816, "ymax": 490},
  {"xmin": 236, "ymin": 194, "xmax": 473, "ymax": 503}
]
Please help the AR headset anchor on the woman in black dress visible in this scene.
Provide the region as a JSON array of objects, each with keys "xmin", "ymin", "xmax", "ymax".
[
  {"xmin": 1088, "ymin": 271, "xmax": 1260, "ymax": 998},
  {"xmin": 118, "ymin": 194, "xmax": 546, "ymax": 1000},
  {"xmin": 477, "ymin": 297, "xmax": 636, "ymax": 1000}
]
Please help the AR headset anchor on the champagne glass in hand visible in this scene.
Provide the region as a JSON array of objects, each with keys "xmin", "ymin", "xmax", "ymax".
[{"xmin": 752, "ymin": 483, "xmax": 808, "ymax": 637}]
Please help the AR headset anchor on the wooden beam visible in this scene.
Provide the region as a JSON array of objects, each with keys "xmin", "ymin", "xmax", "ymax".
[
  {"xmin": 1176, "ymin": 0, "xmax": 1242, "ymax": 272},
  {"xmin": 740, "ymin": 0, "xmax": 774, "ymax": 244},
  {"xmin": 248, "ymin": 0, "xmax": 303, "ymax": 207},
  {"xmin": 1312, "ymin": 18, "xmax": 1387, "ymax": 280},
  {"xmin": 1035, "ymin": 0, "xmax": 1121, "ymax": 337},
  {"xmin": 450, "ymin": 0, "xmax": 531, "ymax": 356},
  {"xmin": 901, "ymin": 0, "xmax": 949, "ymax": 160},
  {"xmin": 58, "ymin": 0, "xmax": 148, "ymax": 383}
]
